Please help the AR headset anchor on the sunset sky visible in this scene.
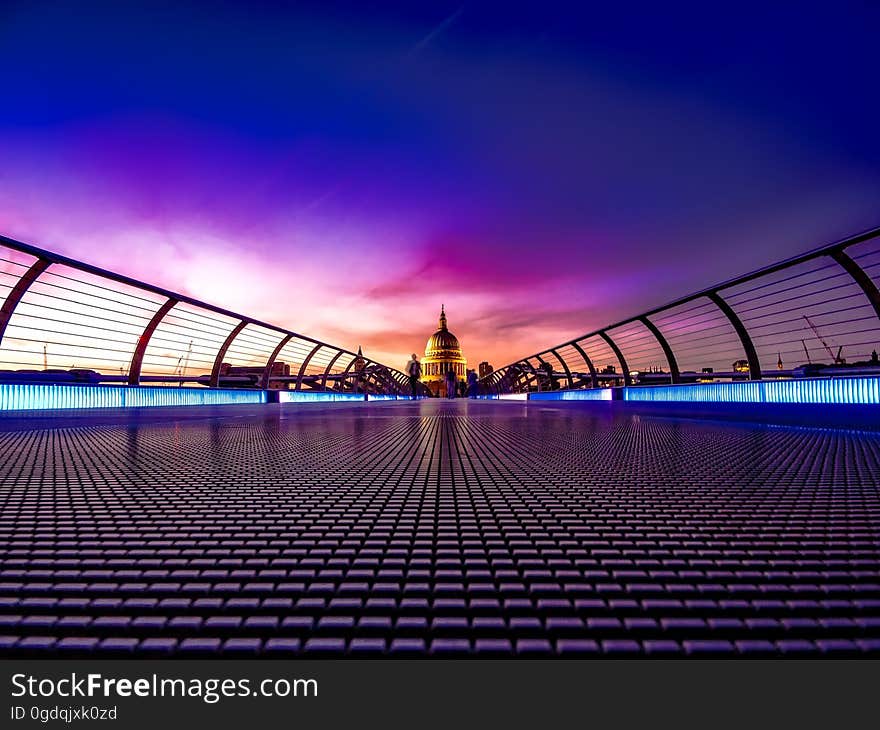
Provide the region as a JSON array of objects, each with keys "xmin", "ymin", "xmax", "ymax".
[{"xmin": 2, "ymin": 1, "xmax": 879, "ymax": 371}]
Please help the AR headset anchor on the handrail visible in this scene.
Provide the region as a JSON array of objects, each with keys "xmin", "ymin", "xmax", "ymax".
[
  {"xmin": 485, "ymin": 225, "xmax": 880, "ymax": 394},
  {"xmin": 0, "ymin": 233, "xmax": 415, "ymax": 395}
]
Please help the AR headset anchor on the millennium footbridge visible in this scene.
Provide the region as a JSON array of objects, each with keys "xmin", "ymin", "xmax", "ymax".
[{"xmin": 1, "ymin": 228, "xmax": 879, "ymax": 657}]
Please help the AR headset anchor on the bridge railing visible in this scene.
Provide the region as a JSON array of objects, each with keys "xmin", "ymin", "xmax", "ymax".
[
  {"xmin": 0, "ymin": 233, "xmax": 421, "ymax": 396},
  {"xmin": 483, "ymin": 226, "xmax": 880, "ymax": 394}
]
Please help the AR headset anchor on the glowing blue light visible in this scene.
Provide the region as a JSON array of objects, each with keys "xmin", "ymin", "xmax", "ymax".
[
  {"xmin": 278, "ymin": 391, "xmax": 366, "ymax": 403},
  {"xmin": 0, "ymin": 384, "xmax": 266, "ymax": 411},
  {"xmin": 529, "ymin": 389, "xmax": 614, "ymax": 401},
  {"xmin": 622, "ymin": 377, "xmax": 880, "ymax": 405}
]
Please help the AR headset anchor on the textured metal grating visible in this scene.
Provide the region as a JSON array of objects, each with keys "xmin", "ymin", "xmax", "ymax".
[{"xmin": 1, "ymin": 400, "xmax": 879, "ymax": 657}]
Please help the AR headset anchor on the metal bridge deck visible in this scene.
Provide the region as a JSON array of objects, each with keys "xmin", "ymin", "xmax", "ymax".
[{"xmin": 1, "ymin": 400, "xmax": 879, "ymax": 657}]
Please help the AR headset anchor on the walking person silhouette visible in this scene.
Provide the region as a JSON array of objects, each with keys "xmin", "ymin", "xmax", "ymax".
[
  {"xmin": 405, "ymin": 353, "xmax": 422, "ymax": 399},
  {"xmin": 467, "ymin": 369, "xmax": 478, "ymax": 398},
  {"xmin": 445, "ymin": 367, "xmax": 457, "ymax": 399}
]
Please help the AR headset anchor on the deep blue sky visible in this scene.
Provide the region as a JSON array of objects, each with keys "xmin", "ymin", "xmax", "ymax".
[{"xmin": 1, "ymin": 1, "xmax": 879, "ymax": 366}]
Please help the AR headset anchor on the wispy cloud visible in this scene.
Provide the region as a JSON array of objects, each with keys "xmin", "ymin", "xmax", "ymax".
[{"xmin": 407, "ymin": 7, "xmax": 464, "ymax": 57}]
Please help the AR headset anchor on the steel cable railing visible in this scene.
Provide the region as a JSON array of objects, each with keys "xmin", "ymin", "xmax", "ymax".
[
  {"xmin": 484, "ymin": 226, "xmax": 880, "ymax": 394},
  {"xmin": 0, "ymin": 233, "xmax": 422, "ymax": 396}
]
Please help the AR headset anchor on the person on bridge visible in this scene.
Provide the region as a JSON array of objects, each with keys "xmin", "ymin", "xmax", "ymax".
[
  {"xmin": 405, "ymin": 354, "xmax": 422, "ymax": 399},
  {"xmin": 467, "ymin": 369, "xmax": 478, "ymax": 398},
  {"xmin": 445, "ymin": 368, "xmax": 457, "ymax": 399}
]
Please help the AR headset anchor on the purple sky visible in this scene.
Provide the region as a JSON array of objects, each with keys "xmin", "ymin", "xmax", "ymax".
[{"xmin": 1, "ymin": 2, "xmax": 879, "ymax": 369}]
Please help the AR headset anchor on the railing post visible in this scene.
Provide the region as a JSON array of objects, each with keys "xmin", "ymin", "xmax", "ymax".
[
  {"xmin": 366, "ymin": 362, "xmax": 399, "ymax": 395},
  {"xmin": 707, "ymin": 291, "xmax": 761, "ymax": 380},
  {"xmin": 598, "ymin": 331, "xmax": 631, "ymax": 386},
  {"xmin": 210, "ymin": 321, "xmax": 248, "ymax": 388},
  {"xmin": 128, "ymin": 298, "xmax": 178, "ymax": 385},
  {"xmin": 339, "ymin": 355, "xmax": 358, "ymax": 392},
  {"xmin": 0, "ymin": 258, "xmax": 50, "ymax": 349},
  {"xmin": 379, "ymin": 366, "xmax": 399, "ymax": 394},
  {"xmin": 261, "ymin": 334, "xmax": 293, "ymax": 389},
  {"xmin": 491, "ymin": 371, "xmax": 503, "ymax": 394},
  {"xmin": 549, "ymin": 349, "xmax": 574, "ymax": 389},
  {"xmin": 640, "ymin": 316, "xmax": 680, "ymax": 384},
  {"xmin": 360, "ymin": 361, "xmax": 381, "ymax": 395},
  {"xmin": 830, "ymin": 248, "xmax": 880, "ymax": 322},
  {"xmin": 295, "ymin": 344, "xmax": 323, "ymax": 391},
  {"xmin": 504, "ymin": 363, "xmax": 523, "ymax": 393},
  {"xmin": 484, "ymin": 370, "xmax": 501, "ymax": 394},
  {"xmin": 502, "ymin": 366, "xmax": 522, "ymax": 394},
  {"xmin": 533, "ymin": 355, "xmax": 550, "ymax": 391},
  {"xmin": 570, "ymin": 342, "xmax": 599, "ymax": 389},
  {"xmin": 518, "ymin": 362, "xmax": 538, "ymax": 392},
  {"xmin": 320, "ymin": 350, "xmax": 345, "ymax": 391}
]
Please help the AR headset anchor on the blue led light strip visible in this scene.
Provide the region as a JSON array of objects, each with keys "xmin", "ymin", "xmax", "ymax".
[
  {"xmin": 0, "ymin": 384, "xmax": 266, "ymax": 411},
  {"xmin": 278, "ymin": 392, "xmax": 367, "ymax": 403},
  {"xmin": 530, "ymin": 389, "xmax": 614, "ymax": 401},
  {"xmin": 622, "ymin": 377, "xmax": 880, "ymax": 405}
]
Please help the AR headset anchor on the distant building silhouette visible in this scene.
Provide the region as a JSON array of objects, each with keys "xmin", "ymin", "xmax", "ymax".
[
  {"xmin": 478, "ymin": 361, "xmax": 493, "ymax": 379},
  {"xmin": 218, "ymin": 361, "xmax": 290, "ymax": 389},
  {"xmin": 351, "ymin": 345, "xmax": 366, "ymax": 392},
  {"xmin": 352, "ymin": 345, "xmax": 366, "ymax": 372}
]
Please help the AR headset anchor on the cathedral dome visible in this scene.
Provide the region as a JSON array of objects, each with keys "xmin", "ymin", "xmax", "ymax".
[
  {"xmin": 420, "ymin": 305, "xmax": 467, "ymax": 396},
  {"xmin": 426, "ymin": 328, "xmax": 461, "ymax": 354},
  {"xmin": 425, "ymin": 305, "xmax": 462, "ymax": 357}
]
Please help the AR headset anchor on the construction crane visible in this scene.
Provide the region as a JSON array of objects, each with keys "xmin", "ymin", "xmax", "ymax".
[
  {"xmin": 181, "ymin": 340, "xmax": 193, "ymax": 377},
  {"xmin": 802, "ymin": 315, "xmax": 845, "ymax": 365},
  {"xmin": 176, "ymin": 340, "xmax": 194, "ymax": 378},
  {"xmin": 801, "ymin": 339, "xmax": 811, "ymax": 364}
]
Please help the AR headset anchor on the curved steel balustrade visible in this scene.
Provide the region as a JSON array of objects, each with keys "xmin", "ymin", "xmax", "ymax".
[
  {"xmin": 484, "ymin": 226, "xmax": 880, "ymax": 394},
  {"xmin": 0, "ymin": 233, "xmax": 423, "ymax": 396}
]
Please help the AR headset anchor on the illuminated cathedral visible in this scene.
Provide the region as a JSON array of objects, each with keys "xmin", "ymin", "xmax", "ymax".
[{"xmin": 421, "ymin": 305, "xmax": 467, "ymax": 396}]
